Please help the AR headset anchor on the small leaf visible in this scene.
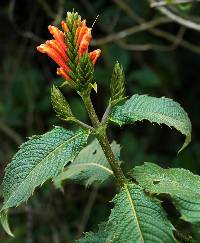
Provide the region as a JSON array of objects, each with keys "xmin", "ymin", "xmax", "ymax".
[
  {"xmin": 130, "ymin": 162, "xmax": 200, "ymax": 224},
  {"xmin": 0, "ymin": 211, "xmax": 14, "ymax": 237},
  {"xmin": 54, "ymin": 139, "xmax": 121, "ymax": 188},
  {"xmin": 51, "ymin": 85, "xmax": 74, "ymax": 120},
  {"xmin": 110, "ymin": 61, "xmax": 126, "ymax": 106},
  {"xmin": 110, "ymin": 94, "xmax": 192, "ymax": 152},
  {"xmin": 79, "ymin": 183, "xmax": 175, "ymax": 242},
  {"xmin": 1, "ymin": 127, "xmax": 89, "ymax": 234}
]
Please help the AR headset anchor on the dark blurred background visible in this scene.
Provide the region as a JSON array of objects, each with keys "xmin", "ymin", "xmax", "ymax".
[{"xmin": 0, "ymin": 0, "xmax": 200, "ymax": 242}]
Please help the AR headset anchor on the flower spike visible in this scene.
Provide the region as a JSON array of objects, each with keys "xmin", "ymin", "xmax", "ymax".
[{"xmin": 37, "ymin": 11, "xmax": 101, "ymax": 90}]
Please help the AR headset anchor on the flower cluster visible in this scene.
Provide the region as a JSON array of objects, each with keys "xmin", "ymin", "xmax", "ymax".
[{"xmin": 37, "ymin": 13, "xmax": 101, "ymax": 82}]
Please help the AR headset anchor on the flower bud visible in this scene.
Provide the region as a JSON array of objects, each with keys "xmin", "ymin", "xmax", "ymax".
[{"xmin": 51, "ymin": 85, "xmax": 74, "ymax": 120}]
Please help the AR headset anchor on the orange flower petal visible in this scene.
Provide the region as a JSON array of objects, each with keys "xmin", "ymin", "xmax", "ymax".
[
  {"xmin": 78, "ymin": 30, "xmax": 91, "ymax": 56},
  {"xmin": 57, "ymin": 68, "xmax": 71, "ymax": 80},
  {"xmin": 37, "ymin": 43, "xmax": 68, "ymax": 71},
  {"xmin": 37, "ymin": 17, "xmax": 101, "ymax": 82},
  {"xmin": 61, "ymin": 20, "xmax": 68, "ymax": 32},
  {"xmin": 77, "ymin": 20, "xmax": 87, "ymax": 45},
  {"xmin": 48, "ymin": 25, "xmax": 66, "ymax": 52},
  {"xmin": 89, "ymin": 49, "xmax": 101, "ymax": 64},
  {"xmin": 46, "ymin": 40, "xmax": 67, "ymax": 62}
]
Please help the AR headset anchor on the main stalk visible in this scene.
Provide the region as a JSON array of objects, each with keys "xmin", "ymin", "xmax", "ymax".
[{"xmin": 82, "ymin": 93, "xmax": 126, "ymax": 187}]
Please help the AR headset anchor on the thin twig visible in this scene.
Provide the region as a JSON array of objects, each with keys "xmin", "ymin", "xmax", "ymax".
[
  {"xmin": 117, "ymin": 26, "xmax": 187, "ymax": 52},
  {"xmin": 113, "ymin": 0, "xmax": 143, "ymax": 23},
  {"xmin": 8, "ymin": 0, "xmax": 44, "ymax": 43},
  {"xmin": 91, "ymin": 17, "xmax": 171, "ymax": 46},
  {"xmin": 0, "ymin": 120, "xmax": 23, "ymax": 146},
  {"xmin": 151, "ymin": 0, "xmax": 200, "ymax": 7},
  {"xmin": 77, "ymin": 187, "xmax": 98, "ymax": 238},
  {"xmin": 150, "ymin": 1, "xmax": 200, "ymax": 31},
  {"xmin": 113, "ymin": 0, "xmax": 200, "ymax": 53},
  {"xmin": 150, "ymin": 26, "xmax": 200, "ymax": 53}
]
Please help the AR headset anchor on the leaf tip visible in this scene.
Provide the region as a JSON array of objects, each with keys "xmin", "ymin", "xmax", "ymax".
[
  {"xmin": 0, "ymin": 210, "xmax": 14, "ymax": 237},
  {"xmin": 178, "ymin": 133, "xmax": 191, "ymax": 154}
]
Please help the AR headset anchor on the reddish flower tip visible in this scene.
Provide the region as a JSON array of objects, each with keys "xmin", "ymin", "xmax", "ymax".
[
  {"xmin": 90, "ymin": 49, "xmax": 101, "ymax": 64},
  {"xmin": 61, "ymin": 21, "xmax": 68, "ymax": 32}
]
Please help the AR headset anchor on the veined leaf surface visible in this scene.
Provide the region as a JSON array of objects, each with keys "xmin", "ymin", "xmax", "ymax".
[
  {"xmin": 131, "ymin": 162, "xmax": 200, "ymax": 224},
  {"xmin": 1, "ymin": 126, "xmax": 89, "ymax": 211},
  {"xmin": 79, "ymin": 184, "xmax": 175, "ymax": 243},
  {"xmin": 110, "ymin": 94, "xmax": 191, "ymax": 152},
  {"xmin": 54, "ymin": 139, "xmax": 120, "ymax": 187}
]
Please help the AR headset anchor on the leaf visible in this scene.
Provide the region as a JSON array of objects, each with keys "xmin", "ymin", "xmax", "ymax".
[
  {"xmin": 79, "ymin": 184, "xmax": 175, "ymax": 242},
  {"xmin": 79, "ymin": 183, "xmax": 175, "ymax": 243},
  {"xmin": 110, "ymin": 94, "xmax": 192, "ymax": 152},
  {"xmin": 0, "ymin": 211, "xmax": 14, "ymax": 237},
  {"xmin": 130, "ymin": 162, "xmax": 200, "ymax": 224},
  {"xmin": 54, "ymin": 139, "xmax": 120, "ymax": 188},
  {"xmin": 1, "ymin": 127, "xmax": 89, "ymax": 211}
]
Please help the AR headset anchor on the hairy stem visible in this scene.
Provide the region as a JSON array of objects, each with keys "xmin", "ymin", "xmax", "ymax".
[
  {"xmin": 81, "ymin": 94, "xmax": 100, "ymax": 129},
  {"xmin": 81, "ymin": 93, "xmax": 126, "ymax": 187}
]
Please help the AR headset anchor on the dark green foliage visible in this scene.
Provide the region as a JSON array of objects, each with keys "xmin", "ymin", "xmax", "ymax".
[
  {"xmin": 1, "ymin": 1, "xmax": 200, "ymax": 242},
  {"xmin": 110, "ymin": 94, "xmax": 192, "ymax": 152},
  {"xmin": 0, "ymin": 127, "xmax": 89, "ymax": 235},
  {"xmin": 79, "ymin": 184, "xmax": 175, "ymax": 242},
  {"xmin": 54, "ymin": 139, "xmax": 121, "ymax": 187},
  {"xmin": 130, "ymin": 162, "xmax": 200, "ymax": 224}
]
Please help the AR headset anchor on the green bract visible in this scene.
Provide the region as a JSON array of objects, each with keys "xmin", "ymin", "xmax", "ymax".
[
  {"xmin": 110, "ymin": 61, "xmax": 126, "ymax": 106},
  {"xmin": 51, "ymin": 85, "xmax": 74, "ymax": 120}
]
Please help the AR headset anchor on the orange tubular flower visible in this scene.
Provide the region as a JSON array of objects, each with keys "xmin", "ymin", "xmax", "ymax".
[{"xmin": 37, "ymin": 18, "xmax": 101, "ymax": 81}]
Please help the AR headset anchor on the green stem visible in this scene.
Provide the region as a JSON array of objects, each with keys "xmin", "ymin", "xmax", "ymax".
[
  {"xmin": 97, "ymin": 133, "xmax": 127, "ymax": 187},
  {"xmin": 72, "ymin": 119, "xmax": 96, "ymax": 133},
  {"xmin": 81, "ymin": 93, "xmax": 127, "ymax": 187},
  {"xmin": 81, "ymin": 94, "xmax": 100, "ymax": 129}
]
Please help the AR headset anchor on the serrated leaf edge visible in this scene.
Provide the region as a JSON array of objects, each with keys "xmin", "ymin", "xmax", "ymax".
[
  {"xmin": 110, "ymin": 95, "xmax": 192, "ymax": 152},
  {"xmin": 2, "ymin": 130, "xmax": 88, "ymax": 210}
]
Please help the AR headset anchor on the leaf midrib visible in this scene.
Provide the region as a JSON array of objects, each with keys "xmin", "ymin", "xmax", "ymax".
[
  {"xmin": 124, "ymin": 184, "xmax": 144, "ymax": 243},
  {"xmin": 69, "ymin": 162, "xmax": 113, "ymax": 175},
  {"xmin": 55, "ymin": 163, "xmax": 113, "ymax": 185},
  {"xmin": 3, "ymin": 131, "xmax": 85, "ymax": 208}
]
